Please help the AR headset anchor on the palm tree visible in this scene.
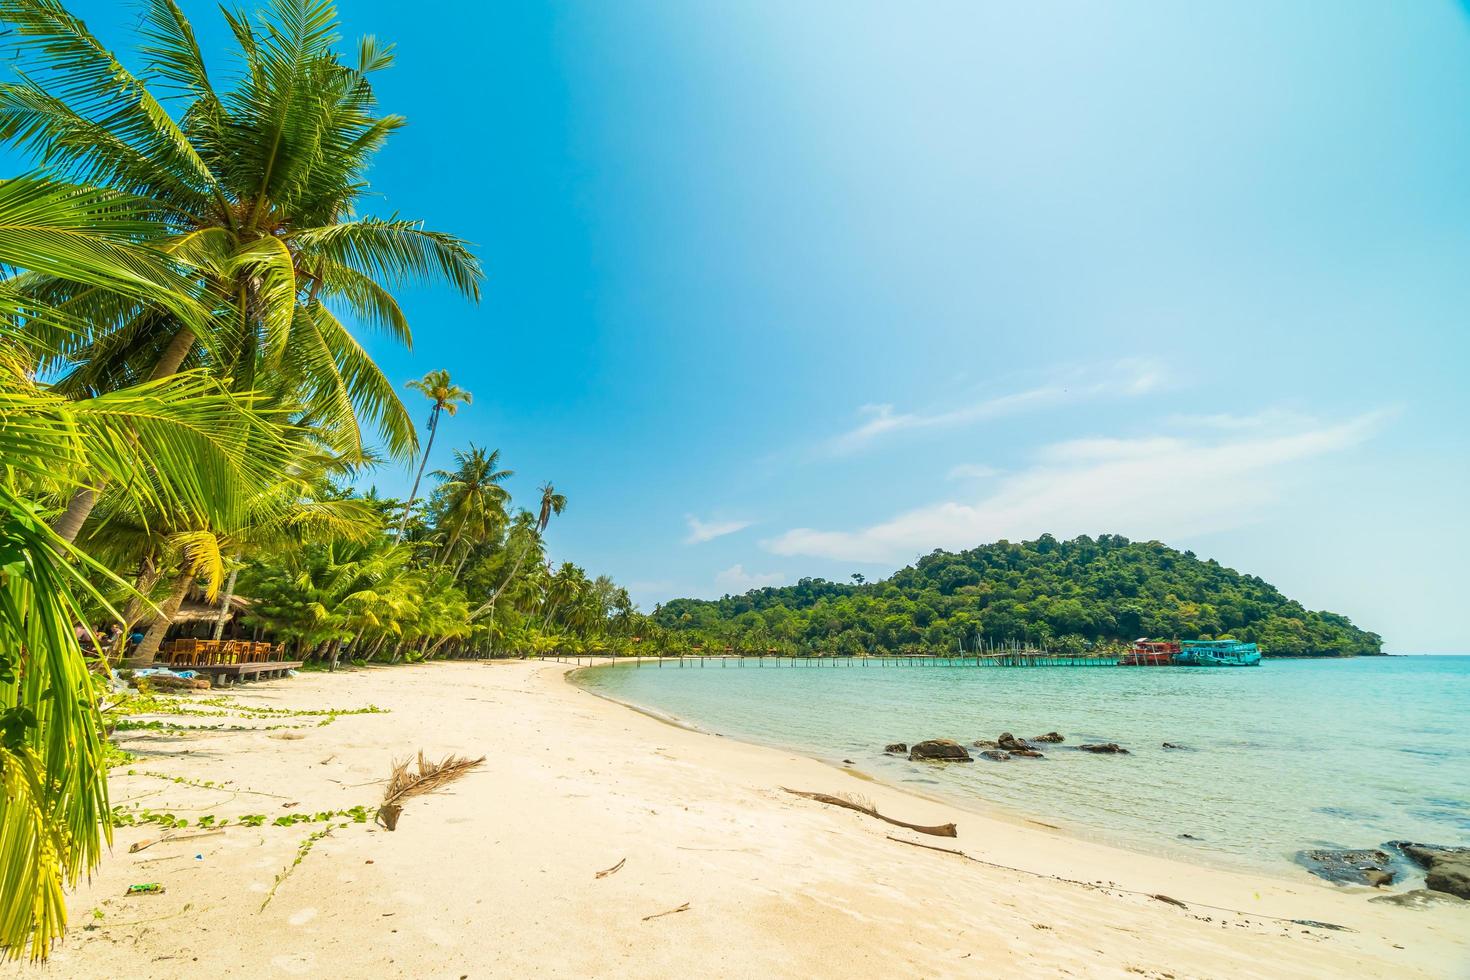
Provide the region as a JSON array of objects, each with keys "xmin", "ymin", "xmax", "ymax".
[
  {"xmin": 432, "ymin": 446, "xmax": 511, "ymax": 573},
  {"xmin": 0, "ymin": 0, "xmax": 483, "ymax": 543},
  {"xmin": 0, "ymin": 333, "xmax": 294, "ymax": 960},
  {"xmin": 395, "ymin": 370, "xmax": 472, "ymax": 542},
  {"xmin": 535, "ymin": 482, "xmax": 567, "ymax": 534}
]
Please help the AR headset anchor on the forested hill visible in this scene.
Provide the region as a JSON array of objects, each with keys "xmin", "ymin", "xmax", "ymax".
[{"xmin": 652, "ymin": 534, "xmax": 1383, "ymax": 657}]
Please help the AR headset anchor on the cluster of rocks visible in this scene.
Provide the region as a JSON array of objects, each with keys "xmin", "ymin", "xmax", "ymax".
[
  {"xmin": 887, "ymin": 731, "xmax": 1145, "ymax": 763},
  {"xmin": 971, "ymin": 732, "xmax": 1048, "ymax": 761},
  {"xmin": 1295, "ymin": 842, "xmax": 1470, "ymax": 899}
]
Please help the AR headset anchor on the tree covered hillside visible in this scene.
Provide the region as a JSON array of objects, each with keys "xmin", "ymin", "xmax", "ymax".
[{"xmin": 653, "ymin": 534, "xmax": 1382, "ymax": 657}]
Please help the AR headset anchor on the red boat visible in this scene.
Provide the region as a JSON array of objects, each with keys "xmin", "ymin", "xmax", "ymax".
[{"xmin": 1118, "ymin": 638, "xmax": 1180, "ymax": 666}]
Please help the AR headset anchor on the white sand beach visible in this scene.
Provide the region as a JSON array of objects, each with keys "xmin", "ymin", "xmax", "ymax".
[{"xmin": 15, "ymin": 661, "xmax": 1467, "ymax": 979}]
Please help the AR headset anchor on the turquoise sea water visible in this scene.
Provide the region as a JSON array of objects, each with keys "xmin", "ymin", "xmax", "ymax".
[{"xmin": 575, "ymin": 656, "xmax": 1470, "ymax": 879}]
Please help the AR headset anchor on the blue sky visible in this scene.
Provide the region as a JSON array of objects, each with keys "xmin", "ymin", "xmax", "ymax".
[{"xmin": 25, "ymin": 1, "xmax": 1470, "ymax": 651}]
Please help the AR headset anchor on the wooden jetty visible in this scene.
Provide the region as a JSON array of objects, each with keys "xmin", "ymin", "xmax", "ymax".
[{"xmin": 147, "ymin": 660, "xmax": 304, "ymax": 685}]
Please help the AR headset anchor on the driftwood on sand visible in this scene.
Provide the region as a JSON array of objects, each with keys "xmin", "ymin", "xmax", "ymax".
[
  {"xmin": 595, "ymin": 857, "xmax": 626, "ymax": 879},
  {"xmin": 377, "ymin": 751, "xmax": 485, "ymax": 830},
  {"xmin": 642, "ymin": 902, "xmax": 690, "ymax": 921},
  {"xmin": 781, "ymin": 788, "xmax": 958, "ymax": 838}
]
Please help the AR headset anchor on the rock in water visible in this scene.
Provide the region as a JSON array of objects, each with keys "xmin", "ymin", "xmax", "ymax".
[
  {"xmin": 1032, "ymin": 732, "xmax": 1064, "ymax": 743},
  {"xmin": 909, "ymin": 739, "xmax": 973, "ymax": 763},
  {"xmin": 1295, "ymin": 849, "xmax": 1396, "ymax": 887},
  {"xmin": 1162, "ymin": 742, "xmax": 1188, "ymax": 750},
  {"xmin": 972, "ymin": 739, "xmax": 999, "ymax": 749},
  {"xmin": 1078, "ymin": 743, "xmax": 1129, "ymax": 754},
  {"xmin": 1386, "ymin": 842, "xmax": 1470, "ymax": 899},
  {"xmin": 997, "ymin": 732, "xmax": 1033, "ymax": 752},
  {"xmin": 1010, "ymin": 749, "xmax": 1045, "ymax": 758},
  {"xmin": 884, "ymin": 743, "xmax": 908, "ymax": 755},
  {"xmin": 978, "ymin": 749, "xmax": 1010, "ymax": 761}
]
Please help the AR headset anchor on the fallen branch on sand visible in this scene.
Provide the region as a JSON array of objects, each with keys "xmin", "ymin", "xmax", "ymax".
[
  {"xmin": 595, "ymin": 858, "xmax": 626, "ymax": 879},
  {"xmin": 642, "ymin": 902, "xmax": 690, "ymax": 921},
  {"xmin": 782, "ymin": 788, "xmax": 958, "ymax": 838},
  {"xmin": 377, "ymin": 751, "xmax": 485, "ymax": 830},
  {"xmin": 882, "ymin": 835, "xmax": 1355, "ymax": 933},
  {"xmin": 128, "ymin": 829, "xmax": 226, "ymax": 853}
]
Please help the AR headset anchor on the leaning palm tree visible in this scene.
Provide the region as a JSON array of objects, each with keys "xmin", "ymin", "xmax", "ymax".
[
  {"xmin": 0, "ymin": 0, "xmax": 483, "ymax": 543},
  {"xmin": 395, "ymin": 370, "xmax": 472, "ymax": 542}
]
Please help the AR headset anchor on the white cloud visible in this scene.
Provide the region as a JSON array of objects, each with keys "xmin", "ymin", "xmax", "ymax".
[
  {"xmin": 684, "ymin": 514, "xmax": 753, "ymax": 544},
  {"xmin": 768, "ymin": 410, "xmax": 1388, "ymax": 563},
  {"xmin": 946, "ymin": 463, "xmax": 1001, "ymax": 481},
  {"xmin": 714, "ymin": 564, "xmax": 786, "ymax": 593},
  {"xmin": 830, "ymin": 359, "xmax": 1164, "ymax": 453}
]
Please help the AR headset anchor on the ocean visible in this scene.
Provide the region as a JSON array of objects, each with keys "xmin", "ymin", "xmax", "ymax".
[{"xmin": 574, "ymin": 655, "xmax": 1470, "ymax": 879}]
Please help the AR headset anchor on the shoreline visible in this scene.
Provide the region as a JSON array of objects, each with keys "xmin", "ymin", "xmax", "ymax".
[
  {"xmin": 14, "ymin": 660, "xmax": 1466, "ymax": 978},
  {"xmin": 566, "ymin": 662, "xmax": 1320, "ymax": 883}
]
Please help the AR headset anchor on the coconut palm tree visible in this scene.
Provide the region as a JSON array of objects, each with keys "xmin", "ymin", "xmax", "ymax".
[
  {"xmin": 395, "ymin": 370, "xmax": 472, "ymax": 542},
  {"xmin": 535, "ymin": 482, "xmax": 567, "ymax": 535},
  {"xmin": 0, "ymin": 0, "xmax": 483, "ymax": 543},
  {"xmin": 432, "ymin": 445, "xmax": 511, "ymax": 574}
]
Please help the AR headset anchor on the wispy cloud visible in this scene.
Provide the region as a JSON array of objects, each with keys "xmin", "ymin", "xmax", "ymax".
[
  {"xmin": 946, "ymin": 463, "xmax": 1001, "ymax": 481},
  {"xmin": 829, "ymin": 359, "xmax": 1165, "ymax": 454},
  {"xmin": 684, "ymin": 515, "xmax": 753, "ymax": 544},
  {"xmin": 768, "ymin": 410, "xmax": 1389, "ymax": 563},
  {"xmin": 714, "ymin": 564, "xmax": 786, "ymax": 593}
]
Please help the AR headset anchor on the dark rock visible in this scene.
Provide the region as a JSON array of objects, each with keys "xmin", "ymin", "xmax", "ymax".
[
  {"xmin": 1032, "ymin": 732, "xmax": 1064, "ymax": 743},
  {"xmin": 1010, "ymin": 748, "xmax": 1045, "ymax": 758},
  {"xmin": 997, "ymin": 732, "xmax": 1033, "ymax": 752},
  {"xmin": 1369, "ymin": 888, "xmax": 1470, "ymax": 910},
  {"xmin": 1178, "ymin": 833, "xmax": 1201, "ymax": 841},
  {"xmin": 972, "ymin": 739, "xmax": 998, "ymax": 749},
  {"xmin": 1295, "ymin": 848, "xmax": 1396, "ymax": 887},
  {"xmin": 1428, "ymin": 861, "xmax": 1470, "ymax": 900},
  {"xmin": 909, "ymin": 739, "xmax": 973, "ymax": 763},
  {"xmin": 1162, "ymin": 742, "xmax": 1188, "ymax": 750},
  {"xmin": 1386, "ymin": 841, "xmax": 1470, "ymax": 899},
  {"xmin": 978, "ymin": 749, "xmax": 1010, "ymax": 761},
  {"xmin": 1387, "ymin": 841, "xmax": 1470, "ymax": 870},
  {"xmin": 883, "ymin": 743, "xmax": 908, "ymax": 755},
  {"xmin": 1078, "ymin": 743, "xmax": 1129, "ymax": 754}
]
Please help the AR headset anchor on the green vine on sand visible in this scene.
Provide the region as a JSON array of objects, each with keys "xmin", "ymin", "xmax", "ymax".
[{"xmin": 259, "ymin": 824, "xmax": 345, "ymax": 911}]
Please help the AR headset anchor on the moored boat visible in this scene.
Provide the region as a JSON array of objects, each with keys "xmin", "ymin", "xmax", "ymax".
[
  {"xmin": 1119, "ymin": 638, "xmax": 1180, "ymax": 666},
  {"xmin": 1175, "ymin": 640, "xmax": 1261, "ymax": 667}
]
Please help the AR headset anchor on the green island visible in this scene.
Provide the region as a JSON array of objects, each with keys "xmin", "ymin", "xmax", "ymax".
[{"xmin": 653, "ymin": 534, "xmax": 1382, "ymax": 658}]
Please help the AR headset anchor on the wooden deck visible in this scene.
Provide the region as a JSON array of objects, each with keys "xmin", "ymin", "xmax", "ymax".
[{"xmin": 150, "ymin": 661, "xmax": 303, "ymax": 685}]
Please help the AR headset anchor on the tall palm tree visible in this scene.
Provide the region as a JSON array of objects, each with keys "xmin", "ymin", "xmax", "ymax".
[
  {"xmin": 535, "ymin": 481, "xmax": 567, "ymax": 535},
  {"xmin": 395, "ymin": 370, "xmax": 472, "ymax": 542},
  {"xmin": 0, "ymin": 0, "xmax": 483, "ymax": 543}
]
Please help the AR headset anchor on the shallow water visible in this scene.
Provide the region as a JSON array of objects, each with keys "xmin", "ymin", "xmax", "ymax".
[{"xmin": 575, "ymin": 655, "xmax": 1470, "ymax": 877}]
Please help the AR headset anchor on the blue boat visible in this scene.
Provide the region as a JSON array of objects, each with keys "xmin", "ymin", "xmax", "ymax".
[{"xmin": 1175, "ymin": 640, "xmax": 1261, "ymax": 667}]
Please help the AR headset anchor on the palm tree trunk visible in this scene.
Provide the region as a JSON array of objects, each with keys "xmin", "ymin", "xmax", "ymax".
[
  {"xmin": 119, "ymin": 557, "xmax": 162, "ymax": 635},
  {"xmin": 394, "ymin": 404, "xmax": 440, "ymax": 543},
  {"xmin": 128, "ymin": 572, "xmax": 194, "ymax": 667},
  {"xmin": 210, "ymin": 567, "xmax": 239, "ymax": 641},
  {"xmin": 51, "ymin": 325, "xmax": 199, "ymax": 543},
  {"xmin": 364, "ymin": 634, "xmax": 389, "ymax": 663}
]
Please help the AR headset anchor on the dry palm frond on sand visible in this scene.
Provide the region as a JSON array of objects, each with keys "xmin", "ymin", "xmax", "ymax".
[{"xmin": 377, "ymin": 751, "xmax": 485, "ymax": 830}]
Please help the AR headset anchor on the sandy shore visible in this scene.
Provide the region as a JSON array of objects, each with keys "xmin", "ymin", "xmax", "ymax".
[{"xmin": 12, "ymin": 660, "xmax": 1466, "ymax": 978}]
